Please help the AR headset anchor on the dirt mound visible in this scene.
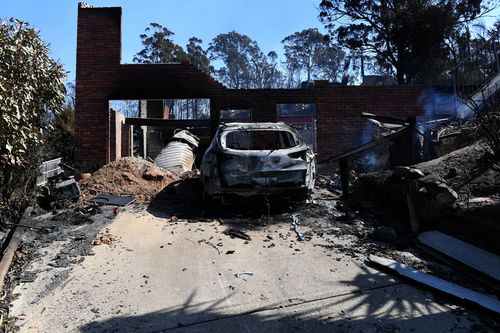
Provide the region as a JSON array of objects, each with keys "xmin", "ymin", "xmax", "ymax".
[{"xmin": 80, "ymin": 157, "xmax": 180, "ymax": 203}]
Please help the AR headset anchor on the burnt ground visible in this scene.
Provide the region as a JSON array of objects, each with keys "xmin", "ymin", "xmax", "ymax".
[
  {"xmin": 1, "ymin": 167, "xmax": 499, "ymax": 331},
  {"xmin": 145, "ymin": 175, "xmax": 499, "ymax": 300}
]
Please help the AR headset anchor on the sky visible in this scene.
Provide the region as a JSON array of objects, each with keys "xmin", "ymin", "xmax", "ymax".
[
  {"xmin": 0, "ymin": 0, "xmax": 325, "ymax": 83},
  {"xmin": 1, "ymin": 1, "xmax": 498, "ymax": 84}
]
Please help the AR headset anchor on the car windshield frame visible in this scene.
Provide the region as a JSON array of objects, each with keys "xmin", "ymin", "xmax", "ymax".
[{"xmin": 220, "ymin": 129, "xmax": 300, "ymax": 151}]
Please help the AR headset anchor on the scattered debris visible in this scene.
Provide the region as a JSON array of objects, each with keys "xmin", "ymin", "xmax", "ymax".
[
  {"xmin": 291, "ymin": 214, "xmax": 305, "ymax": 241},
  {"xmin": 393, "ymin": 166, "xmax": 425, "ymax": 180},
  {"xmin": 94, "ymin": 234, "xmax": 114, "ymax": 246},
  {"xmin": 372, "ymin": 226, "xmax": 398, "ymax": 244},
  {"xmin": 36, "ymin": 158, "xmax": 81, "ymax": 207},
  {"xmin": 198, "ymin": 239, "xmax": 221, "ymax": 255},
  {"xmin": 36, "ymin": 158, "xmax": 64, "ymax": 186},
  {"xmin": 369, "ymin": 255, "xmax": 500, "ymax": 314},
  {"xmin": 54, "ymin": 179, "xmax": 81, "ymax": 200},
  {"xmin": 223, "ymin": 228, "xmax": 252, "ymax": 241},
  {"xmin": 235, "ymin": 272, "xmax": 254, "ymax": 278},
  {"xmin": 88, "ymin": 194, "xmax": 135, "ymax": 206}
]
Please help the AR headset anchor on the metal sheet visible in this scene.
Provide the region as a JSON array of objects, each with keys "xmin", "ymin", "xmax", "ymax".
[
  {"xmin": 417, "ymin": 231, "xmax": 500, "ymax": 282},
  {"xmin": 171, "ymin": 130, "xmax": 200, "ymax": 147},
  {"xmin": 88, "ymin": 194, "xmax": 135, "ymax": 206},
  {"xmin": 36, "ymin": 158, "xmax": 63, "ymax": 186},
  {"xmin": 154, "ymin": 141, "xmax": 195, "ymax": 172},
  {"xmin": 369, "ymin": 255, "xmax": 500, "ymax": 314}
]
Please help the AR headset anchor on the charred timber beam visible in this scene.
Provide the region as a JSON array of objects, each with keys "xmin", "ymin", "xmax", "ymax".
[
  {"xmin": 124, "ymin": 118, "xmax": 210, "ymax": 128},
  {"xmin": 339, "ymin": 158, "xmax": 349, "ymax": 197},
  {"xmin": 319, "ymin": 127, "xmax": 408, "ymax": 164}
]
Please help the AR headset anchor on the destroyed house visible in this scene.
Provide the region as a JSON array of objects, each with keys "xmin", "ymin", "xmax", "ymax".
[{"xmin": 75, "ymin": 3, "xmax": 447, "ymax": 171}]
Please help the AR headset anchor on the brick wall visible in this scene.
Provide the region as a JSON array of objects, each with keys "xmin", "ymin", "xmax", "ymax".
[
  {"xmin": 75, "ymin": 4, "xmax": 430, "ymax": 170},
  {"xmin": 75, "ymin": 4, "xmax": 122, "ymax": 170}
]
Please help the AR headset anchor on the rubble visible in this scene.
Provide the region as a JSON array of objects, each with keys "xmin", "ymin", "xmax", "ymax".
[
  {"xmin": 291, "ymin": 214, "xmax": 305, "ymax": 241},
  {"xmin": 393, "ymin": 166, "xmax": 425, "ymax": 179},
  {"xmin": 80, "ymin": 157, "xmax": 180, "ymax": 203},
  {"xmin": 350, "ymin": 142, "xmax": 499, "ymax": 253},
  {"xmin": 94, "ymin": 234, "xmax": 114, "ymax": 246},
  {"xmin": 369, "ymin": 255, "xmax": 500, "ymax": 314},
  {"xmin": 372, "ymin": 226, "xmax": 398, "ymax": 244},
  {"xmin": 224, "ymin": 229, "xmax": 252, "ymax": 241}
]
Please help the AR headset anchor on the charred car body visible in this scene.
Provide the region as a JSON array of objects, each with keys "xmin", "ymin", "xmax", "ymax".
[{"xmin": 201, "ymin": 122, "xmax": 316, "ymax": 202}]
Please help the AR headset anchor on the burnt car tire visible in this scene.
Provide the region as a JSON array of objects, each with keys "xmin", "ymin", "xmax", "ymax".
[{"xmin": 201, "ymin": 189, "xmax": 213, "ymax": 208}]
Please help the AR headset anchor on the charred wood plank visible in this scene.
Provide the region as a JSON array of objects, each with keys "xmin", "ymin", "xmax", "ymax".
[{"xmin": 124, "ymin": 118, "xmax": 210, "ymax": 128}]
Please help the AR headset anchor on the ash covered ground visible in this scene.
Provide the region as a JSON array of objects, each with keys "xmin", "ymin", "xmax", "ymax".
[{"xmin": 2, "ymin": 148, "xmax": 499, "ymax": 331}]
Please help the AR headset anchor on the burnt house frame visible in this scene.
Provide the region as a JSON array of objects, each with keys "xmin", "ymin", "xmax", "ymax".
[{"xmin": 75, "ymin": 4, "xmax": 432, "ymax": 170}]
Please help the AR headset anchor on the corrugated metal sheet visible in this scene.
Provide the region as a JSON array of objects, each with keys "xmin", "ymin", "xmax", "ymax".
[
  {"xmin": 171, "ymin": 130, "xmax": 200, "ymax": 147},
  {"xmin": 154, "ymin": 141, "xmax": 195, "ymax": 172},
  {"xmin": 154, "ymin": 130, "xmax": 199, "ymax": 172}
]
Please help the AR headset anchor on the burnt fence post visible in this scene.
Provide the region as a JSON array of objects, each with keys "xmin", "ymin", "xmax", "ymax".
[{"xmin": 339, "ymin": 158, "xmax": 349, "ymax": 197}]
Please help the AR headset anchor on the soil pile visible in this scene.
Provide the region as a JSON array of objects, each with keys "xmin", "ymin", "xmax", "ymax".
[{"xmin": 80, "ymin": 157, "xmax": 180, "ymax": 203}]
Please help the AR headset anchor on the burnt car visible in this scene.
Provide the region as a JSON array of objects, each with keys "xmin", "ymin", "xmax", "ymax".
[{"xmin": 200, "ymin": 122, "xmax": 316, "ymax": 203}]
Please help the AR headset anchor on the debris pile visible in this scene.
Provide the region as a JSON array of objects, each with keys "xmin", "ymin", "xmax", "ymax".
[
  {"xmin": 80, "ymin": 157, "xmax": 180, "ymax": 203},
  {"xmin": 94, "ymin": 234, "xmax": 114, "ymax": 246},
  {"xmin": 350, "ymin": 142, "xmax": 500, "ymax": 253}
]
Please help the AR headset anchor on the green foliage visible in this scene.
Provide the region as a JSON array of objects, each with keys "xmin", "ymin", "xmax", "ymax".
[
  {"xmin": 45, "ymin": 104, "xmax": 75, "ymax": 162},
  {"xmin": 134, "ymin": 23, "xmax": 189, "ymax": 63},
  {"xmin": 0, "ymin": 18, "xmax": 66, "ymax": 167},
  {"xmin": 187, "ymin": 37, "xmax": 212, "ymax": 74},
  {"xmin": 282, "ymin": 28, "xmax": 345, "ymax": 86},
  {"xmin": 0, "ymin": 18, "xmax": 66, "ymax": 220},
  {"xmin": 319, "ymin": 0, "xmax": 494, "ymax": 84},
  {"xmin": 208, "ymin": 31, "xmax": 283, "ymax": 88}
]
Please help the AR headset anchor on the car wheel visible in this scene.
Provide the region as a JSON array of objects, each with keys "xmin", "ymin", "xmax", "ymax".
[{"xmin": 201, "ymin": 189, "xmax": 213, "ymax": 208}]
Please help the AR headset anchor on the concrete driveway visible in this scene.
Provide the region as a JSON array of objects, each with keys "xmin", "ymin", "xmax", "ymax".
[{"xmin": 9, "ymin": 207, "xmax": 484, "ymax": 332}]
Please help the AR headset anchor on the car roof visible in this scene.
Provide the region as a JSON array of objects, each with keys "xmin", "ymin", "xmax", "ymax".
[{"xmin": 219, "ymin": 122, "xmax": 293, "ymax": 131}]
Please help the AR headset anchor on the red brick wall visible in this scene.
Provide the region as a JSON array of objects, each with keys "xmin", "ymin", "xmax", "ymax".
[
  {"xmin": 75, "ymin": 5, "xmax": 122, "ymax": 170},
  {"xmin": 314, "ymin": 86, "xmax": 425, "ymax": 161},
  {"xmin": 75, "ymin": 5, "xmax": 428, "ymax": 170}
]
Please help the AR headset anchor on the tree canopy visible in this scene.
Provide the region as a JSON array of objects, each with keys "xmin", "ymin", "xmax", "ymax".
[
  {"xmin": 282, "ymin": 28, "xmax": 346, "ymax": 86},
  {"xmin": 134, "ymin": 23, "xmax": 188, "ymax": 63},
  {"xmin": 0, "ymin": 18, "xmax": 66, "ymax": 167},
  {"xmin": 319, "ymin": 0, "xmax": 495, "ymax": 84},
  {"xmin": 208, "ymin": 31, "xmax": 283, "ymax": 88}
]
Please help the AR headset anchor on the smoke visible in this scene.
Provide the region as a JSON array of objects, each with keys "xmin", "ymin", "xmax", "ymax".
[
  {"xmin": 360, "ymin": 121, "xmax": 377, "ymax": 144},
  {"xmin": 418, "ymin": 88, "xmax": 457, "ymax": 120}
]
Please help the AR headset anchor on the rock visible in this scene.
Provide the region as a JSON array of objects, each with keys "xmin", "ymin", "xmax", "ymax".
[
  {"xmin": 435, "ymin": 185, "xmax": 458, "ymax": 204},
  {"xmin": 372, "ymin": 226, "xmax": 398, "ymax": 244},
  {"xmin": 143, "ymin": 167, "xmax": 165, "ymax": 181},
  {"xmin": 336, "ymin": 212, "xmax": 354, "ymax": 223},
  {"xmin": 444, "ymin": 167, "xmax": 458, "ymax": 179},
  {"xmin": 393, "ymin": 166, "xmax": 425, "ymax": 179},
  {"xmin": 122, "ymin": 172, "xmax": 138, "ymax": 183},
  {"xmin": 418, "ymin": 174, "xmax": 458, "ymax": 206}
]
